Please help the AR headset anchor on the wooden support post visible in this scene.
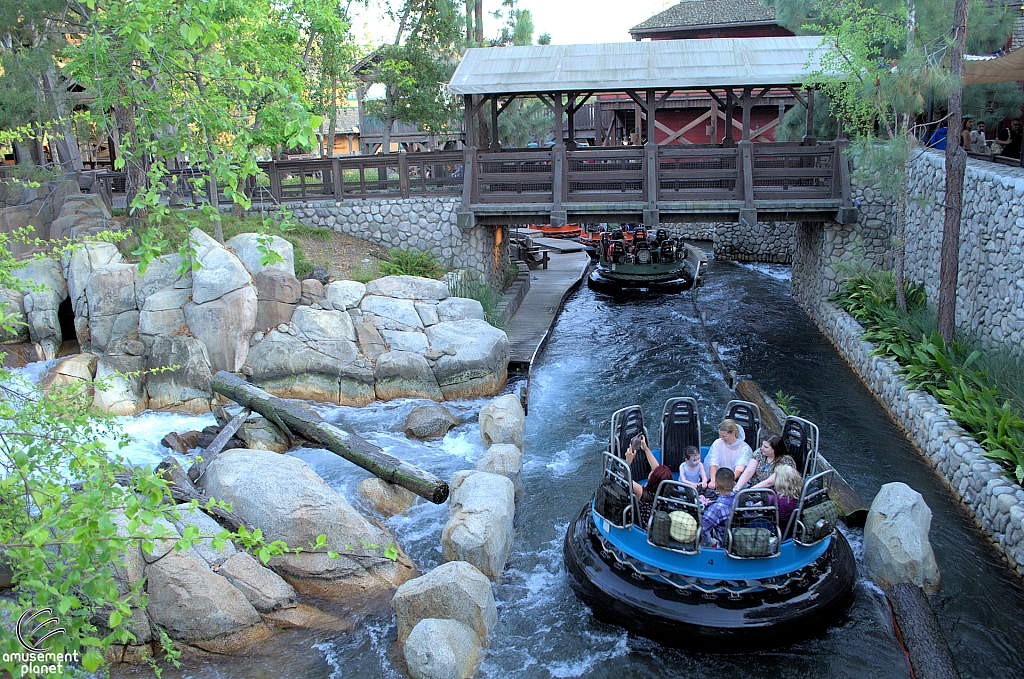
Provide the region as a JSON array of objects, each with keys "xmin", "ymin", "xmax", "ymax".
[
  {"xmin": 332, "ymin": 158, "xmax": 343, "ymax": 200},
  {"xmin": 461, "ymin": 94, "xmax": 478, "ymax": 214},
  {"xmin": 645, "ymin": 89, "xmax": 658, "ymax": 217},
  {"xmin": 490, "ymin": 95, "xmax": 499, "ymax": 150},
  {"xmin": 552, "ymin": 93, "xmax": 566, "ymax": 223},
  {"xmin": 210, "ymin": 372, "xmax": 449, "ymax": 503},
  {"xmin": 710, "ymin": 97, "xmax": 719, "ymax": 143},
  {"xmin": 269, "ymin": 161, "xmax": 281, "ymax": 201},
  {"xmin": 724, "ymin": 90, "xmax": 736, "ymax": 147},
  {"xmin": 398, "ymin": 152, "xmax": 410, "ymax": 199},
  {"xmin": 595, "ymin": 100, "xmax": 604, "ymax": 146},
  {"xmin": 741, "ymin": 87, "xmax": 753, "ymax": 142},
  {"xmin": 566, "ymin": 93, "xmax": 577, "ymax": 150},
  {"xmin": 803, "ymin": 88, "xmax": 816, "ymax": 146},
  {"xmin": 740, "ymin": 143, "xmax": 754, "ymax": 208}
]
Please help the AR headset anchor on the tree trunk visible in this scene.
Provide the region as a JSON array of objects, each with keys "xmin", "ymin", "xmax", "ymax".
[
  {"xmin": 474, "ymin": 0, "xmax": 484, "ymax": 44},
  {"xmin": 382, "ymin": 89, "xmax": 396, "ymax": 154},
  {"xmin": 894, "ymin": 190, "xmax": 907, "ymax": 312},
  {"xmin": 465, "ymin": 0, "xmax": 474, "ymax": 43},
  {"xmin": 195, "ymin": 66, "xmax": 225, "ymax": 242},
  {"xmin": 938, "ymin": 0, "xmax": 969, "ymax": 345},
  {"xmin": 113, "ymin": 99, "xmax": 149, "ymax": 227},
  {"xmin": 42, "ymin": 65, "xmax": 84, "ymax": 172},
  {"xmin": 209, "ymin": 372, "xmax": 450, "ymax": 504}
]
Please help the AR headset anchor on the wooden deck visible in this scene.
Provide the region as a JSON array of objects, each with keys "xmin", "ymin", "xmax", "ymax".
[{"xmin": 506, "ymin": 250, "xmax": 591, "ymax": 370}]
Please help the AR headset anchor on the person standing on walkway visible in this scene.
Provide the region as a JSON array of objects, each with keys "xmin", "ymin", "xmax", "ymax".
[{"xmin": 997, "ymin": 118, "xmax": 1022, "ymax": 159}]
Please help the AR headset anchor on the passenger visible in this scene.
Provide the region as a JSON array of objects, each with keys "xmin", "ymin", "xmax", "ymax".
[
  {"xmin": 774, "ymin": 464, "xmax": 803, "ymax": 528},
  {"xmin": 736, "ymin": 434, "xmax": 797, "ymax": 490},
  {"xmin": 701, "ymin": 468, "xmax": 737, "ymax": 547},
  {"xmin": 705, "ymin": 419, "xmax": 752, "ymax": 491},
  {"xmin": 681, "ymin": 446, "xmax": 708, "ymax": 491},
  {"xmin": 624, "ymin": 434, "xmax": 672, "ymax": 529}
]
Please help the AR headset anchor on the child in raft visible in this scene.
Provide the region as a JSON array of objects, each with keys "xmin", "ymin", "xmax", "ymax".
[{"xmin": 681, "ymin": 445, "xmax": 708, "ymax": 491}]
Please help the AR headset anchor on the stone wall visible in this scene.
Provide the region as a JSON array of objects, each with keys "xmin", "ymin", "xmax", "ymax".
[
  {"xmin": 258, "ymin": 197, "xmax": 509, "ymax": 287},
  {"xmin": 904, "ymin": 150, "xmax": 1024, "ymax": 354},
  {"xmin": 805, "ymin": 301, "xmax": 1024, "ymax": 578},
  {"xmin": 712, "ymin": 220, "xmax": 796, "ymax": 263}
]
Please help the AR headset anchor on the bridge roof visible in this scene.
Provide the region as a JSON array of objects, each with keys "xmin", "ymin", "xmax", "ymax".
[{"xmin": 447, "ymin": 36, "xmax": 824, "ymax": 96}]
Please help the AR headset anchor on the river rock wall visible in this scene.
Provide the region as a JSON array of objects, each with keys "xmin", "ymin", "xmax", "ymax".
[
  {"xmin": 256, "ymin": 197, "xmax": 510, "ymax": 287},
  {"xmin": 802, "ymin": 300, "xmax": 1024, "ymax": 578},
  {"xmin": 904, "ymin": 150, "xmax": 1024, "ymax": 354}
]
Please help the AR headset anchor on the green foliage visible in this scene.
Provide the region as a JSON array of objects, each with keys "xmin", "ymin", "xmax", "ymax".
[
  {"xmin": 447, "ymin": 272, "xmax": 505, "ymax": 328},
  {"xmin": 774, "ymin": 390, "xmax": 801, "ymax": 417},
  {"xmin": 831, "ymin": 270, "xmax": 1024, "ymax": 482},
  {"xmin": 379, "ymin": 248, "xmax": 446, "ymax": 279}
]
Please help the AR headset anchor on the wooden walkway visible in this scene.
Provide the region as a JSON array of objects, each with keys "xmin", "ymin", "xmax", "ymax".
[{"xmin": 506, "ymin": 250, "xmax": 591, "ymax": 370}]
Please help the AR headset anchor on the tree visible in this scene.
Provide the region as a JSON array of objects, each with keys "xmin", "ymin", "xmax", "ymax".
[
  {"xmin": 364, "ymin": 0, "xmax": 462, "ymax": 153},
  {"xmin": 937, "ymin": 0, "xmax": 968, "ymax": 344}
]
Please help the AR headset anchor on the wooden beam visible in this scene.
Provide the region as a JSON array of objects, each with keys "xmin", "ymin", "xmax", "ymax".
[
  {"xmin": 490, "ymin": 95, "xmax": 499, "ymax": 149},
  {"xmin": 656, "ymin": 108, "xmax": 713, "ymax": 145},
  {"xmin": 750, "ymin": 116, "xmax": 781, "ymax": 141},
  {"xmin": 624, "ymin": 89, "xmax": 648, "ymax": 111},
  {"xmin": 786, "ymin": 86, "xmax": 807, "ymax": 109},
  {"xmin": 497, "ymin": 95, "xmax": 516, "ymax": 116}
]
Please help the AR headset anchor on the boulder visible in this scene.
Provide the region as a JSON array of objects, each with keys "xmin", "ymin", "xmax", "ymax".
[
  {"xmin": 436, "ymin": 298, "xmax": 485, "ymax": 323},
  {"xmin": 475, "ymin": 444, "xmax": 522, "ymax": 498},
  {"xmin": 198, "ymin": 448, "xmax": 414, "ymax": 598},
  {"xmin": 15, "ymin": 256, "xmax": 67, "ymax": 355},
  {"xmin": 86, "ymin": 263, "xmax": 138, "ymax": 353},
  {"xmin": 325, "ymin": 280, "xmax": 366, "ymax": 310},
  {"xmin": 191, "ymin": 242, "xmax": 252, "ymax": 305},
  {"xmin": 358, "ymin": 477, "xmax": 417, "ymax": 517},
  {"xmin": 89, "ymin": 309, "xmax": 140, "ymax": 356},
  {"xmin": 425, "ymin": 320, "xmax": 509, "ymax": 400},
  {"xmin": 261, "ymin": 603, "xmax": 352, "ymax": 632},
  {"xmin": 0, "ymin": 289, "xmax": 27, "ymax": 343},
  {"xmin": 478, "ymin": 394, "xmax": 525, "ymax": 450},
  {"xmin": 355, "ymin": 320, "xmax": 387, "ymax": 360},
  {"xmin": 185, "ymin": 285, "xmax": 258, "ymax": 373},
  {"xmin": 245, "ymin": 330, "xmax": 375, "ymax": 405},
  {"xmin": 134, "ymin": 254, "xmax": 191, "ymax": 308},
  {"xmin": 381, "ymin": 329, "xmax": 429, "ymax": 354},
  {"xmin": 441, "ymin": 471, "xmax": 515, "ymax": 583},
  {"xmin": 172, "ymin": 505, "xmax": 236, "ymax": 567},
  {"xmin": 62, "ymin": 241, "xmax": 121, "ymax": 322},
  {"xmin": 374, "ymin": 351, "xmax": 444, "ymax": 401},
  {"xmin": 415, "ymin": 302, "xmax": 440, "ymax": 327},
  {"xmin": 1, "ymin": 342, "xmax": 43, "ymax": 368},
  {"xmin": 40, "ymin": 352, "xmax": 98, "ymax": 393},
  {"xmin": 217, "ymin": 552, "xmax": 297, "ymax": 613},
  {"xmin": 403, "ymin": 619, "xmax": 481, "ymax": 679},
  {"xmin": 300, "ymin": 279, "xmax": 325, "ymax": 305},
  {"xmin": 863, "ymin": 482, "xmax": 941, "ymax": 594},
  {"xmin": 366, "ymin": 275, "xmax": 449, "ymax": 301},
  {"xmin": 403, "ymin": 405, "xmax": 458, "ymax": 440},
  {"xmin": 146, "ymin": 335, "xmax": 213, "ymax": 413},
  {"xmin": 255, "ymin": 271, "xmax": 301, "ymax": 330},
  {"xmin": 293, "ymin": 306, "xmax": 357, "ymax": 343},
  {"xmin": 139, "ymin": 294, "xmax": 188, "ymax": 337},
  {"xmin": 361, "ymin": 295, "xmax": 424, "ymax": 331},
  {"xmin": 391, "ymin": 560, "xmax": 497, "ymax": 647},
  {"xmin": 226, "ymin": 233, "xmax": 295, "ymax": 278},
  {"xmin": 93, "ymin": 355, "xmax": 148, "ymax": 415},
  {"xmin": 240, "ymin": 415, "xmax": 290, "ymax": 453},
  {"xmin": 145, "ymin": 551, "xmax": 270, "ymax": 653}
]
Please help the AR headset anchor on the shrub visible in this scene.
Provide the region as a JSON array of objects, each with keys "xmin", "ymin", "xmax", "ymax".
[
  {"xmin": 378, "ymin": 248, "xmax": 445, "ymax": 279},
  {"xmin": 446, "ymin": 271, "xmax": 506, "ymax": 328},
  {"xmin": 832, "ymin": 270, "xmax": 1024, "ymax": 482}
]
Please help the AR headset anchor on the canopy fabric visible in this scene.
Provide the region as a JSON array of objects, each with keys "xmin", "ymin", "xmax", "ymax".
[
  {"xmin": 964, "ymin": 47, "xmax": 1024, "ymax": 85},
  {"xmin": 447, "ymin": 37, "xmax": 825, "ymax": 95}
]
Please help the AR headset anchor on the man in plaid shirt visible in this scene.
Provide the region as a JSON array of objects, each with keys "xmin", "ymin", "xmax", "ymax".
[{"xmin": 702, "ymin": 468, "xmax": 737, "ymax": 547}]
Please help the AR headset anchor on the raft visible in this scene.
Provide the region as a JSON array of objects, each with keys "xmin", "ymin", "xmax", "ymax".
[{"xmin": 562, "ymin": 398, "xmax": 858, "ymax": 650}]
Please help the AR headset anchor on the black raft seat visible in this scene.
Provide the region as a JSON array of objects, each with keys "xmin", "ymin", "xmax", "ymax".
[
  {"xmin": 660, "ymin": 397, "xmax": 701, "ymax": 473},
  {"xmin": 611, "ymin": 405, "xmax": 649, "ymax": 482}
]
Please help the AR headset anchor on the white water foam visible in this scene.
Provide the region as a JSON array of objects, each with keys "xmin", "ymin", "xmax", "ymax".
[
  {"xmin": 736, "ymin": 261, "xmax": 793, "ymax": 282},
  {"xmin": 539, "ymin": 433, "xmax": 599, "ymax": 475}
]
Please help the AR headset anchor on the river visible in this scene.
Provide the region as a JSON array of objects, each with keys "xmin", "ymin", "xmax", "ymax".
[{"xmin": 104, "ymin": 256, "xmax": 1024, "ymax": 679}]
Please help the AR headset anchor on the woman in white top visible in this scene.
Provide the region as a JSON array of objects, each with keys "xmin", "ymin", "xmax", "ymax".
[{"xmin": 705, "ymin": 419, "xmax": 753, "ymax": 491}]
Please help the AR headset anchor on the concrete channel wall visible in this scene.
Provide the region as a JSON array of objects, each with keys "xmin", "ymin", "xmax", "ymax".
[{"xmin": 251, "ymin": 197, "xmax": 510, "ymax": 287}]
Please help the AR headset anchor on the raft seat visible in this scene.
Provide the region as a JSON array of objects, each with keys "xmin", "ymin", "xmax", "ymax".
[
  {"xmin": 646, "ymin": 480, "xmax": 703, "ymax": 555},
  {"xmin": 724, "ymin": 489, "xmax": 781, "ymax": 560},
  {"xmin": 782, "ymin": 416, "xmax": 820, "ymax": 479},
  {"xmin": 724, "ymin": 400, "xmax": 761, "ymax": 452},
  {"xmin": 594, "ymin": 452, "xmax": 638, "ymax": 529},
  {"xmin": 787, "ymin": 470, "xmax": 839, "ymax": 546},
  {"xmin": 611, "ymin": 405, "xmax": 650, "ymax": 482},
  {"xmin": 660, "ymin": 397, "xmax": 701, "ymax": 473}
]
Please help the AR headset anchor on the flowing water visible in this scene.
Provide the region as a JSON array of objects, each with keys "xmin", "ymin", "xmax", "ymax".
[{"xmin": 89, "ymin": 255, "xmax": 1024, "ymax": 679}]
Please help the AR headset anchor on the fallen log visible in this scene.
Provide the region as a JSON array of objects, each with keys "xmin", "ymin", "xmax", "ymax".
[
  {"xmin": 210, "ymin": 371, "xmax": 450, "ymax": 504},
  {"xmin": 735, "ymin": 379, "xmax": 870, "ymax": 527},
  {"xmin": 188, "ymin": 408, "xmax": 250, "ymax": 482},
  {"xmin": 887, "ymin": 583, "xmax": 961, "ymax": 679}
]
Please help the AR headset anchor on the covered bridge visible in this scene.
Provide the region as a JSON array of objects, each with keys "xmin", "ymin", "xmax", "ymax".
[{"xmin": 447, "ymin": 36, "xmax": 856, "ymax": 229}]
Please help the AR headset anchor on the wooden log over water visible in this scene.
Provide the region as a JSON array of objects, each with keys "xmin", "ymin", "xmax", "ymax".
[
  {"xmin": 189, "ymin": 409, "xmax": 250, "ymax": 482},
  {"xmin": 155, "ymin": 457, "xmax": 254, "ymax": 534},
  {"xmin": 735, "ymin": 379, "xmax": 870, "ymax": 527},
  {"xmin": 209, "ymin": 371, "xmax": 450, "ymax": 504},
  {"xmin": 887, "ymin": 583, "xmax": 962, "ymax": 679}
]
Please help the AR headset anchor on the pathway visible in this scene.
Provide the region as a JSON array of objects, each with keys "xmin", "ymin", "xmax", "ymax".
[{"xmin": 506, "ymin": 249, "xmax": 590, "ymax": 370}]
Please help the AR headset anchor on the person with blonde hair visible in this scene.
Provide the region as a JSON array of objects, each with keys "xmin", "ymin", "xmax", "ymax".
[
  {"xmin": 774, "ymin": 464, "xmax": 803, "ymax": 527},
  {"xmin": 705, "ymin": 418, "xmax": 752, "ymax": 491}
]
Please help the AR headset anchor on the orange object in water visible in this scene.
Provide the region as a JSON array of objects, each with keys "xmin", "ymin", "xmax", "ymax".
[{"xmin": 531, "ymin": 223, "xmax": 582, "ymax": 239}]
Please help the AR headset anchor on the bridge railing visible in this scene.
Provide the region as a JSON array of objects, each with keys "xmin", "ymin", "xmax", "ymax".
[{"xmin": 83, "ymin": 143, "xmax": 847, "ymax": 210}]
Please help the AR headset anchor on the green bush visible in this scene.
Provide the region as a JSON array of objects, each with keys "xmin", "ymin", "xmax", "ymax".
[
  {"xmin": 378, "ymin": 248, "xmax": 445, "ymax": 279},
  {"xmin": 447, "ymin": 272, "xmax": 506, "ymax": 328},
  {"xmin": 832, "ymin": 270, "xmax": 1024, "ymax": 482}
]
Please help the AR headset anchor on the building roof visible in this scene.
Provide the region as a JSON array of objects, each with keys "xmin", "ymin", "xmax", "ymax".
[
  {"xmin": 630, "ymin": 0, "xmax": 778, "ymax": 34},
  {"xmin": 964, "ymin": 46, "xmax": 1024, "ymax": 85},
  {"xmin": 447, "ymin": 37, "xmax": 824, "ymax": 96}
]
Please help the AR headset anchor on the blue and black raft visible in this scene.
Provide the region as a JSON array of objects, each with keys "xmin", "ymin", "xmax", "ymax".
[{"xmin": 563, "ymin": 397, "xmax": 857, "ymax": 650}]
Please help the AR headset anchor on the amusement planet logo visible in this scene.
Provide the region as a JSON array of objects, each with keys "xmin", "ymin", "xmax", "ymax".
[{"xmin": 2, "ymin": 608, "xmax": 79, "ymax": 676}]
